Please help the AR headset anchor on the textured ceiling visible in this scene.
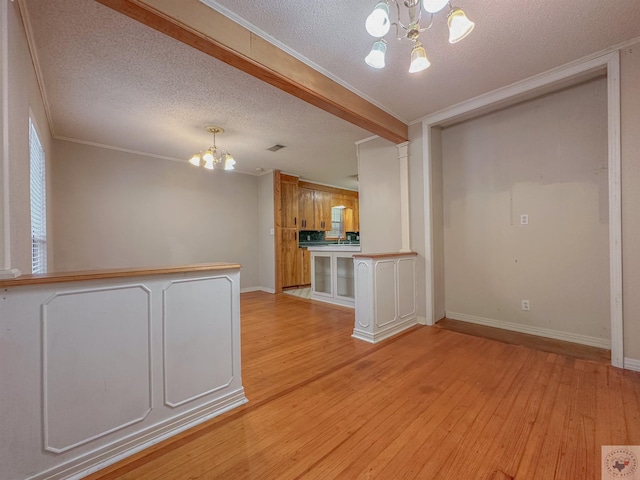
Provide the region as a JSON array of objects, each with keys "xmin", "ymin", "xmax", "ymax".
[
  {"xmin": 207, "ymin": 0, "xmax": 640, "ymax": 122},
  {"xmin": 21, "ymin": 0, "xmax": 370, "ymax": 189},
  {"xmin": 21, "ymin": 0, "xmax": 640, "ymax": 189}
]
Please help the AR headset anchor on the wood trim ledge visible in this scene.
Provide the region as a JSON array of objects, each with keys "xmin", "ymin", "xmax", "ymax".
[
  {"xmin": 0, "ymin": 263, "xmax": 241, "ymax": 287},
  {"xmin": 353, "ymin": 252, "xmax": 418, "ymax": 259}
]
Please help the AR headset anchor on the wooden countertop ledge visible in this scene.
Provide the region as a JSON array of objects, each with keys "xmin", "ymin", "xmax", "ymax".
[
  {"xmin": 0, "ymin": 263, "xmax": 241, "ymax": 288},
  {"xmin": 353, "ymin": 252, "xmax": 418, "ymax": 259}
]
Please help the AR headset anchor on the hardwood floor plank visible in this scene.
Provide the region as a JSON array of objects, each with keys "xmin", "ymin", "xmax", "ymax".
[
  {"xmin": 622, "ymin": 370, "xmax": 640, "ymax": 444},
  {"xmin": 422, "ymin": 347, "xmax": 541, "ymax": 479},
  {"xmin": 87, "ymin": 292, "xmax": 640, "ymax": 480},
  {"xmin": 301, "ymin": 336, "xmax": 504, "ymax": 479}
]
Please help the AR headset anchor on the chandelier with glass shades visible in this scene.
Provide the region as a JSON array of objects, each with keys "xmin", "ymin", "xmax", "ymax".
[
  {"xmin": 364, "ymin": 0, "xmax": 475, "ymax": 73},
  {"xmin": 188, "ymin": 126, "xmax": 236, "ymax": 171}
]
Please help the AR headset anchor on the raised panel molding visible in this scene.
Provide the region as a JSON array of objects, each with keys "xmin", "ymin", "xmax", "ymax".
[
  {"xmin": 163, "ymin": 276, "xmax": 235, "ymax": 407},
  {"xmin": 354, "ymin": 254, "xmax": 418, "ymax": 343},
  {"xmin": 397, "ymin": 258, "xmax": 416, "ymax": 319},
  {"xmin": 374, "ymin": 260, "xmax": 398, "ymax": 328},
  {"xmin": 355, "ymin": 261, "xmax": 371, "ymax": 328},
  {"xmin": 42, "ymin": 285, "xmax": 152, "ymax": 453}
]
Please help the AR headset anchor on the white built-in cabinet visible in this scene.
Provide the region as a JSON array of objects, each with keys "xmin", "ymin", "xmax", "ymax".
[
  {"xmin": 352, "ymin": 252, "xmax": 419, "ymax": 343},
  {"xmin": 309, "ymin": 246, "xmax": 359, "ymax": 307}
]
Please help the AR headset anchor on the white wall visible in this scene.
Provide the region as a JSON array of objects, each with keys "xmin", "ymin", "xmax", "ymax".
[
  {"xmin": 51, "ymin": 140, "xmax": 261, "ymax": 288},
  {"xmin": 258, "ymin": 170, "xmax": 275, "ymax": 291},
  {"xmin": 5, "ymin": 0, "xmax": 52, "ymax": 274},
  {"xmin": 357, "ymin": 137, "xmax": 402, "ymax": 254},
  {"xmin": 427, "ymin": 126, "xmax": 446, "ymax": 321},
  {"xmin": 620, "ymin": 43, "xmax": 640, "ymax": 361},
  {"xmin": 408, "ymin": 123, "xmax": 427, "ymax": 322},
  {"xmin": 442, "ymin": 77, "xmax": 609, "ymax": 344}
]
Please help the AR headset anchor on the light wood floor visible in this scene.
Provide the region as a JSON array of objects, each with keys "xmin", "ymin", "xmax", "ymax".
[{"xmin": 88, "ymin": 291, "xmax": 640, "ymax": 480}]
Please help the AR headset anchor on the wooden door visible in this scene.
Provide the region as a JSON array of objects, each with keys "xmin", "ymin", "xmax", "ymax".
[{"xmin": 298, "ymin": 188, "xmax": 316, "ymax": 230}]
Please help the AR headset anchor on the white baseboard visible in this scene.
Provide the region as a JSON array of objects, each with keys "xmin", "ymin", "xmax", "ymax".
[
  {"xmin": 446, "ymin": 311, "xmax": 611, "ymax": 350},
  {"xmin": 624, "ymin": 357, "xmax": 640, "ymax": 372},
  {"xmin": 416, "ymin": 316, "xmax": 427, "ymax": 326},
  {"xmin": 30, "ymin": 389, "xmax": 248, "ymax": 480},
  {"xmin": 353, "ymin": 316, "xmax": 418, "ymax": 343},
  {"xmin": 240, "ymin": 286, "xmax": 275, "ymax": 294}
]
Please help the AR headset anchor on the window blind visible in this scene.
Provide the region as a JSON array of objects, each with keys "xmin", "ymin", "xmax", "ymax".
[
  {"xmin": 328, "ymin": 207, "xmax": 343, "ymax": 239},
  {"xmin": 29, "ymin": 118, "xmax": 47, "ymax": 274}
]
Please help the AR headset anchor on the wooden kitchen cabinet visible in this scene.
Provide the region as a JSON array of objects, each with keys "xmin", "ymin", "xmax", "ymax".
[
  {"xmin": 281, "ymin": 179, "xmax": 299, "ymax": 229},
  {"xmin": 315, "ymin": 191, "xmax": 332, "ymax": 231},
  {"xmin": 299, "ymin": 188, "xmax": 331, "ymax": 231},
  {"xmin": 277, "ymin": 171, "xmax": 359, "ymax": 293},
  {"xmin": 301, "ymin": 248, "xmax": 311, "ymax": 285},
  {"xmin": 345, "ymin": 197, "xmax": 359, "ymax": 232},
  {"xmin": 333, "ymin": 194, "xmax": 359, "ymax": 233},
  {"xmin": 282, "ymin": 229, "xmax": 300, "ymax": 288},
  {"xmin": 299, "ymin": 188, "xmax": 316, "ymax": 230}
]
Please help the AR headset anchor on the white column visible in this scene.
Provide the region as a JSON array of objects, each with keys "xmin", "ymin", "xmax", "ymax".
[
  {"xmin": 397, "ymin": 142, "xmax": 411, "ymax": 253},
  {"xmin": 0, "ymin": 0, "xmax": 20, "ymax": 278}
]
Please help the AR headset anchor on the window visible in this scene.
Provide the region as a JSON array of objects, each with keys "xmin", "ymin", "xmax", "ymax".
[
  {"xmin": 327, "ymin": 206, "xmax": 344, "ymax": 239},
  {"xmin": 29, "ymin": 117, "xmax": 47, "ymax": 273}
]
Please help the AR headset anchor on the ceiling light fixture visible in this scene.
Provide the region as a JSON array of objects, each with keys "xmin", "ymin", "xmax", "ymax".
[
  {"xmin": 364, "ymin": 0, "xmax": 474, "ymax": 73},
  {"xmin": 188, "ymin": 126, "xmax": 236, "ymax": 171}
]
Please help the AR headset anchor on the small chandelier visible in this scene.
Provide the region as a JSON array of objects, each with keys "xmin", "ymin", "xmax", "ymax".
[
  {"xmin": 364, "ymin": 0, "xmax": 475, "ymax": 73},
  {"xmin": 189, "ymin": 126, "xmax": 236, "ymax": 171}
]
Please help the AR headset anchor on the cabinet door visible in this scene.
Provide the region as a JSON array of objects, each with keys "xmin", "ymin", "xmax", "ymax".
[
  {"xmin": 335, "ymin": 254, "xmax": 355, "ymax": 300},
  {"xmin": 315, "ymin": 191, "xmax": 332, "ymax": 231},
  {"xmin": 344, "ymin": 208, "xmax": 355, "ymax": 233},
  {"xmin": 335, "ymin": 194, "xmax": 358, "ymax": 233},
  {"xmin": 281, "ymin": 181, "xmax": 298, "ymax": 229},
  {"xmin": 282, "ymin": 229, "xmax": 299, "ymax": 287},
  {"xmin": 353, "ymin": 197, "xmax": 359, "ymax": 232},
  {"xmin": 312, "ymin": 253, "xmax": 332, "ymax": 296},
  {"xmin": 298, "ymin": 188, "xmax": 316, "ymax": 230},
  {"xmin": 302, "ymin": 248, "xmax": 311, "ymax": 285}
]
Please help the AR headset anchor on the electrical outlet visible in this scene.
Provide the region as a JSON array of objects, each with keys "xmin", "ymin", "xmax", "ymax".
[
  {"xmin": 522, "ymin": 300, "xmax": 530, "ymax": 311},
  {"xmin": 520, "ymin": 214, "xmax": 529, "ymax": 225}
]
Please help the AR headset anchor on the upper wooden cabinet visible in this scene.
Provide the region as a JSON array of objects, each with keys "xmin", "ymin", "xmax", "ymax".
[
  {"xmin": 332, "ymin": 194, "xmax": 359, "ymax": 233},
  {"xmin": 315, "ymin": 191, "xmax": 332, "ymax": 231},
  {"xmin": 343, "ymin": 199, "xmax": 359, "ymax": 233},
  {"xmin": 352, "ymin": 198, "xmax": 359, "ymax": 232},
  {"xmin": 299, "ymin": 188, "xmax": 315, "ymax": 230},
  {"xmin": 281, "ymin": 179, "xmax": 299, "ymax": 229},
  {"xmin": 299, "ymin": 188, "xmax": 332, "ymax": 231}
]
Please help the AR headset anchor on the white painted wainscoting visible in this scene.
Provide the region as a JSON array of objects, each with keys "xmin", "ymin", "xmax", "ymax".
[
  {"xmin": 0, "ymin": 264, "xmax": 246, "ymax": 480},
  {"xmin": 352, "ymin": 252, "xmax": 419, "ymax": 343}
]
